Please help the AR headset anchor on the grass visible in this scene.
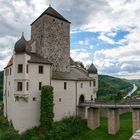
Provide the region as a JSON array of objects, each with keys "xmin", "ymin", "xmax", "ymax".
[{"xmin": 68, "ymin": 113, "xmax": 132, "ymax": 140}]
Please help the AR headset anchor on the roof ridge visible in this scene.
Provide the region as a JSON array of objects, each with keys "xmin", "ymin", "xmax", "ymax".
[{"xmin": 31, "ymin": 7, "xmax": 71, "ymax": 25}]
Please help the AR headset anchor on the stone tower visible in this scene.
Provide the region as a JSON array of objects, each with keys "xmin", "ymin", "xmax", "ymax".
[{"xmin": 31, "ymin": 6, "xmax": 71, "ymax": 72}]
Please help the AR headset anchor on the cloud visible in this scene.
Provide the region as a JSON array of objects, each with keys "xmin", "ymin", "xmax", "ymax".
[
  {"xmin": 98, "ymin": 33, "xmax": 116, "ymax": 45},
  {"xmin": 0, "ymin": 0, "xmax": 140, "ymax": 79},
  {"xmin": 71, "ymin": 49, "xmax": 91, "ymax": 66},
  {"xmin": 77, "ymin": 38, "xmax": 95, "ymax": 49},
  {"xmin": 0, "ymin": 35, "xmax": 17, "ymax": 70},
  {"xmin": 94, "ymin": 40, "xmax": 140, "ymax": 78}
]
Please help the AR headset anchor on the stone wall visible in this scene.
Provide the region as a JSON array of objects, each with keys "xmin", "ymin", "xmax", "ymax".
[{"xmin": 31, "ymin": 14, "xmax": 70, "ymax": 72}]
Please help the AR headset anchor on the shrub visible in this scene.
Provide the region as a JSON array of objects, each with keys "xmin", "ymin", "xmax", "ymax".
[
  {"xmin": 45, "ymin": 116, "xmax": 87, "ymax": 140},
  {"xmin": 40, "ymin": 85, "xmax": 54, "ymax": 129},
  {"xmin": 0, "ymin": 128, "xmax": 19, "ymax": 140}
]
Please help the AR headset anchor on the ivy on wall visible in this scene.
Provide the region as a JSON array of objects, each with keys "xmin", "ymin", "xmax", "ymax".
[{"xmin": 40, "ymin": 85, "xmax": 54, "ymax": 129}]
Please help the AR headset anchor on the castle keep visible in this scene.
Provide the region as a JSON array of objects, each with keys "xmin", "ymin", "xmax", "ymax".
[
  {"xmin": 3, "ymin": 6, "xmax": 98, "ymax": 133},
  {"xmin": 31, "ymin": 7, "xmax": 70, "ymax": 72}
]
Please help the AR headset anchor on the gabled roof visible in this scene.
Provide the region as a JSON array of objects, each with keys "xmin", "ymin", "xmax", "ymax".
[
  {"xmin": 28, "ymin": 53, "xmax": 52, "ymax": 65},
  {"xmin": 52, "ymin": 66, "xmax": 93, "ymax": 81},
  {"xmin": 87, "ymin": 63, "xmax": 97, "ymax": 74},
  {"xmin": 31, "ymin": 6, "xmax": 71, "ymax": 25}
]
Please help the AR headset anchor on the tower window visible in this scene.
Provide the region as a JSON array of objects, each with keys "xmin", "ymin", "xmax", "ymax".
[
  {"xmin": 26, "ymin": 82, "xmax": 29, "ymax": 91},
  {"xmin": 39, "ymin": 82, "xmax": 42, "ymax": 90},
  {"xmin": 39, "ymin": 65, "xmax": 43, "ymax": 74},
  {"xmin": 81, "ymin": 83, "xmax": 83, "ymax": 88},
  {"xmin": 64, "ymin": 82, "xmax": 67, "ymax": 90},
  {"xmin": 93, "ymin": 80, "xmax": 96, "ymax": 87},
  {"xmin": 26, "ymin": 64, "xmax": 28, "ymax": 73},
  {"xmin": 17, "ymin": 82, "xmax": 22, "ymax": 91},
  {"xmin": 18, "ymin": 64, "xmax": 23, "ymax": 73},
  {"xmin": 53, "ymin": 19, "xmax": 55, "ymax": 22}
]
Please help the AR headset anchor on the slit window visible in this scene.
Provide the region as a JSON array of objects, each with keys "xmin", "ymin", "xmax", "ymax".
[
  {"xmin": 81, "ymin": 83, "xmax": 83, "ymax": 88},
  {"xmin": 26, "ymin": 82, "xmax": 29, "ymax": 91},
  {"xmin": 39, "ymin": 82, "xmax": 42, "ymax": 90},
  {"xmin": 18, "ymin": 64, "xmax": 23, "ymax": 73},
  {"xmin": 26, "ymin": 64, "xmax": 28, "ymax": 73},
  {"xmin": 89, "ymin": 81, "xmax": 91, "ymax": 87},
  {"xmin": 17, "ymin": 82, "xmax": 22, "ymax": 91},
  {"xmin": 10, "ymin": 68, "xmax": 11, "ymax": 75},
  {"xmin": 64, "ymin": 82, "xmax": 67, "ymax": 90},
  {"xmin": 93, "ymin": 80, "xmax": 96, "ymax": 87}
]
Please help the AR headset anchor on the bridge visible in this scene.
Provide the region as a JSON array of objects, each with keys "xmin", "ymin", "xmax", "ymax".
[{"xmin": 78, "ymin": 100, "xmax": 140, "ymax": 135}]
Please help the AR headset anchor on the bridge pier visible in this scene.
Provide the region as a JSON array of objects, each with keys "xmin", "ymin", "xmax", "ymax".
[
  {"xmin": 108, "ymin": 108, "xmax": 120, "ymax": 135},
  {"xmin": 87, "ymin": 107, "xmax": 100, "ymax": 130},
  {"xmin": 78, "ymin": 107, "xmax": 86, "ymax": 119},
  {"xmin": 132, "ymin": 108, "xmax": 140, "ymax": 133}
]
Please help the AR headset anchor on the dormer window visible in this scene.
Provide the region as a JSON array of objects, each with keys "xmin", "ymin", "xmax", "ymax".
[
  {"xmin": 39, "ymin": 65, "xmax": 43, "ymax": 74},
  {"xmin": 18, "ymin": 64, "xmax": 23, "ymax": 73}
]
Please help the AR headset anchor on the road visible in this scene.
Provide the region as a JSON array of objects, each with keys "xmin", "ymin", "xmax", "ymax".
[{"xmin": 123, "ymin": 84, "xmax": 137, "ymax": 99}]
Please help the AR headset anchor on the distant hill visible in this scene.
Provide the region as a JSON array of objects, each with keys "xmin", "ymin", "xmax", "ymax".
[
  {"xmin": 97, "ymin": 75, "xmax": 133, "ymax": 101},
  {"xmin": 0, "ymin": 71, "xmax": 3, "ymax": 101},
  {"xmin": 130, "ymin": 79, "xmax": 140, "ymax": 85}
]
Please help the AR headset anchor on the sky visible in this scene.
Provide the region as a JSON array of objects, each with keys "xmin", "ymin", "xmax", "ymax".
[{"xmin": 0, "ymin": 0, "xmax": 140, "ymax": 79}]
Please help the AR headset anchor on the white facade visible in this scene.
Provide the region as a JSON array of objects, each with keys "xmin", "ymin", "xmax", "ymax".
[{"xmin": 3, "ymin": 7, "xmax": 98, "ymax": 133}]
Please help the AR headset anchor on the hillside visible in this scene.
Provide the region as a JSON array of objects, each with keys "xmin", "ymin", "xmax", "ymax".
[
  {"xmin": 97, "ymin": 75, "xmax": 133, "ymax": 101},
  {"xmin": 0, "ymin": 71, "xmax": 3, "ymax": 101}
]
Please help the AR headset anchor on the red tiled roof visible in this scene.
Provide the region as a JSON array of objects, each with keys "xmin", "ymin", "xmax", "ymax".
[{"xmin": 6, "ymin": 56, "xmax": 13, "ymax": 67}]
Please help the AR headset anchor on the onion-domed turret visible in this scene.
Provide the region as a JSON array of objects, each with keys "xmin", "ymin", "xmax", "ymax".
[
  {"xmin": 87, "ymin": 63, "xmax": 97, "ymax": 74},
  {"xmin": 14, "ymin": 34, "xmax": 31, "ymax": 54}
]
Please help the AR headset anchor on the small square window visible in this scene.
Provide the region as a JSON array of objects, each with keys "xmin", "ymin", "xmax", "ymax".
[
  {"xmin": 33, "ymin": 97, "xmax": 36, "ymax": 101},
  {"xmin": 39, "ymin": 65, "xmax": 43, "ymax": 74},
  {"xmin": 59, "ymin": 98, "xmax": 61, "ymax": 102},
  {"xmin": 17, "ymin": 82, "xmax": 22, "ymax": 91},
  {"xmin": 64, "ymin": 82, "xmax": 67, "ymax": 90},
  {"xmin": 18, "ymin": 64, "xmax": 23, "ymax": 73},
  {"xmin": 39, "ymin": 82, "xmax": 42, "ymax": 90}
]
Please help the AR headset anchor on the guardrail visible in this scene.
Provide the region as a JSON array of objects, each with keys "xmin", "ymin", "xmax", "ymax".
[{"xmin": 79, "ymin": 100, "xmax": 140, "ymax": 109}]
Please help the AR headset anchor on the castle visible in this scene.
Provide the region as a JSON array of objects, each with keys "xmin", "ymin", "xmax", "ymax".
[{"xmin": 3, "ymin": 6, "xmax": 98, "ymax": 133}]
